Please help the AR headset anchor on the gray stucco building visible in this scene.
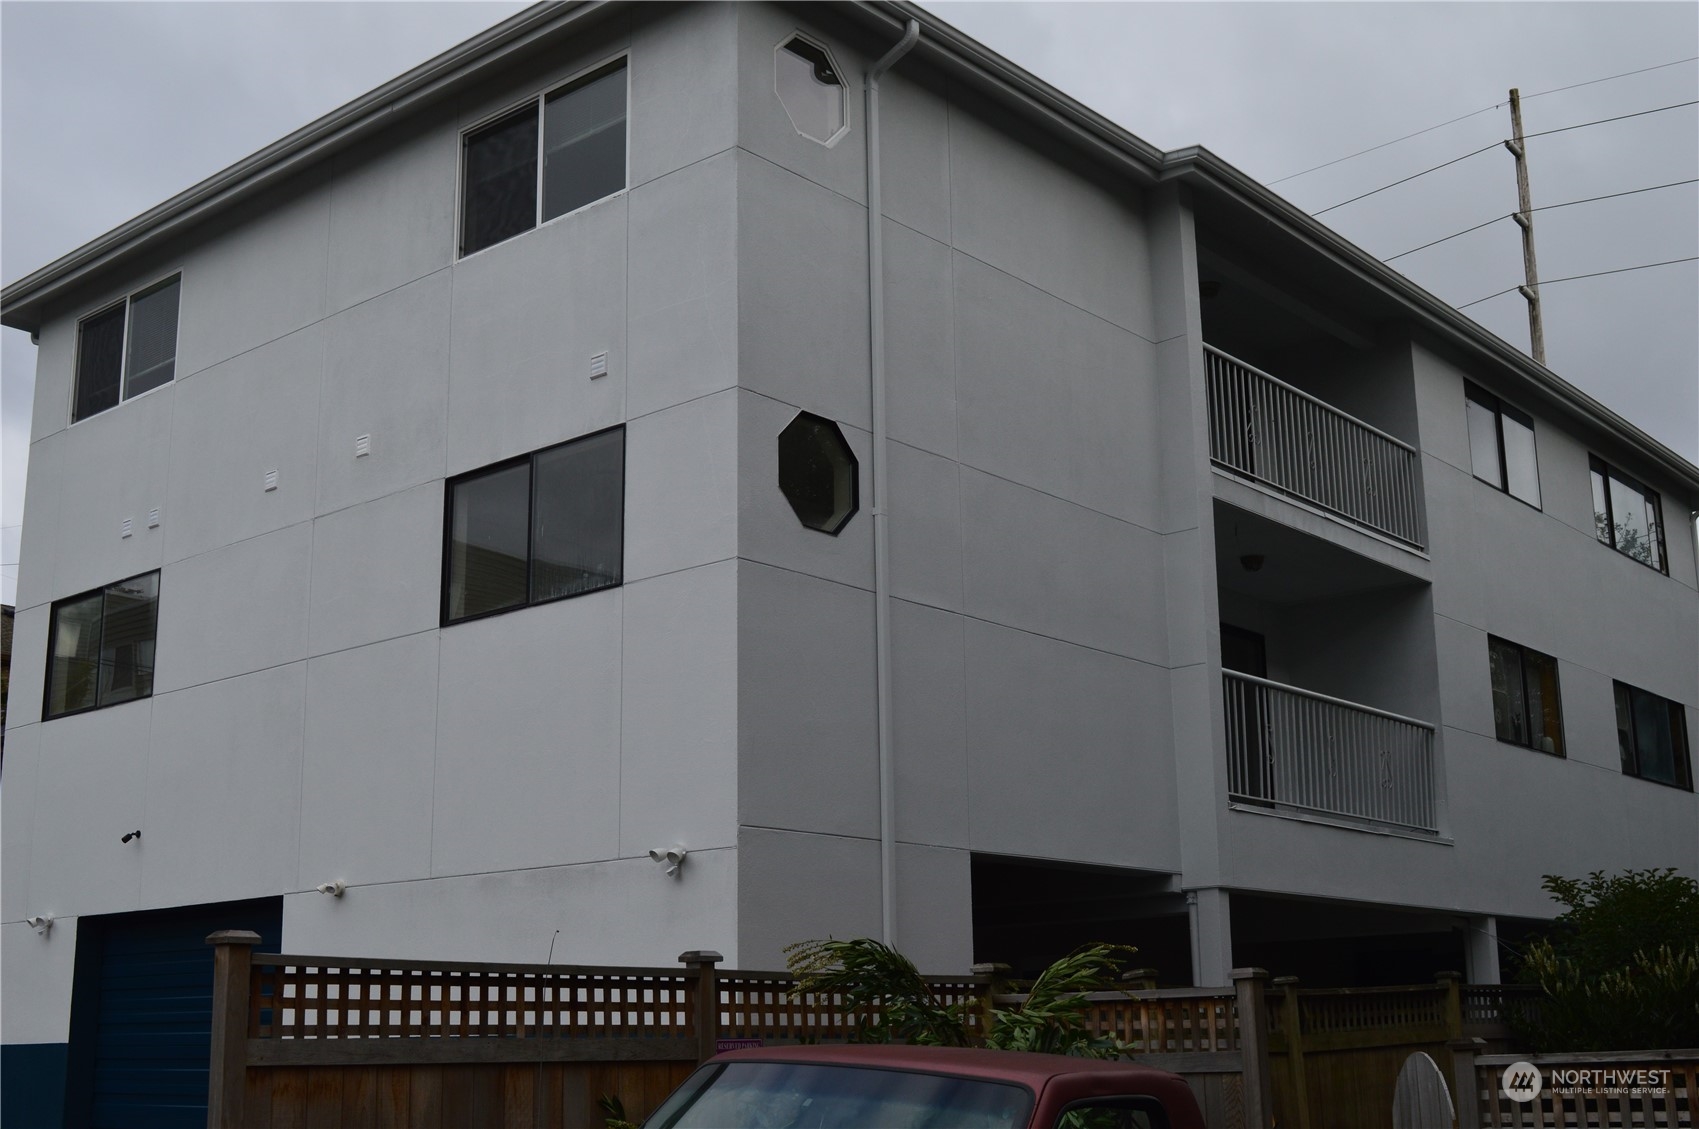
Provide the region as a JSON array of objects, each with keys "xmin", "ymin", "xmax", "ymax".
[{"xmin": 3, "ymin": 2, "xmax": 1696, "ymax": 1121}]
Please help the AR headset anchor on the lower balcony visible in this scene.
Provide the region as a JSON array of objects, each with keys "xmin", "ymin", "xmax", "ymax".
[{"xmin": 1223, "ymin": 670, "xmax": 1438, "ymax": 834}]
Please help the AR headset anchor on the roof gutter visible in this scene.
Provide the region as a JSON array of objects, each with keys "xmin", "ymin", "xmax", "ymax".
[{"xmin": 1, "ymin": 1, "xmax": 607, "ymax": 331}]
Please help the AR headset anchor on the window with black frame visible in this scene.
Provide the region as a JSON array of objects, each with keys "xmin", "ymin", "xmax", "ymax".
[
  {"xmin": 1487, "ymin": 636, "xmax": 1564, "ymax": 757},
  {"xmin": 460, "ymin": 60, "xmax": 627, "ymax": 257},
  {"xmin": 1614, "ymin": 681, "xmax": 1692, "ymax": 790},
  {"xmin": 1590, "ymin": 456, "xmax": 1667, "ymax": 573},
  {"xmin": 73, "ymin": 275, "xmax": 181, "ymax": 423},
  {"xmin": 443, "ymin": 428, "xmax": 624, "ymax": 624},
  {"xmin": 1464, "ymin": 383, "xmax": 1540, "ymax": 507},
  {"xmin": 45, "ymin": 572, "xmax": 161, "ymax": 719}
]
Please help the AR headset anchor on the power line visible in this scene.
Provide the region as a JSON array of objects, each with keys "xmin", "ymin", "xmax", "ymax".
[
  {"xmin": 1523, "ymin": 56, "xmax": 1699, "ymax": 101},
  {"xmin": 1457, "ymin": 257, "xmax": 1699, "ymax": 309},
  {"xmin": 1269, "ymin": 104, "xmax": 1499, "ymax": 186},
  {"xmin": 1312, "ymin": 100, "xmax": 1697, "ymax": 218},
  {"xmin": 1384, "ymin": 178, "xmax": 1699, "ymax": 262},
  {"xmin": 1268, "ymin": 55, "xmax": 1698, "ymax": 186},
  {"xmin": 1312, "ymin": 143, "xmax": 1500, "ymax": 216},
  {"xmin": 1522, "ymin": 100, "xmax": 1698, "ymax": 140}
]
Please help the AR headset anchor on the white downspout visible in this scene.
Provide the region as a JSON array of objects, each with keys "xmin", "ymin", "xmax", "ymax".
[{"xmin": 867, "ymin": 17, "xmax": 920, "ymax": 949}]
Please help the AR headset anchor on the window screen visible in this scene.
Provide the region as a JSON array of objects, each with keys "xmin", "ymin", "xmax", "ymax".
[
  {"xmin": 72, "ymin": 276, "xmax": 182, "ymax": 424},
  {"xmin": 543, "ymin": 64, "xmax": 627, "ymax": 222},
  {"xmin": 461, "ymin": 107, "xmax": 540, "ymax": 256}
]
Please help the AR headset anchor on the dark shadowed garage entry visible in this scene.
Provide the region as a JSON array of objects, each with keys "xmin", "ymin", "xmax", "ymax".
[{"xmin": 65, "ymin": 898, "xmax": 282, "ymax": 1128}]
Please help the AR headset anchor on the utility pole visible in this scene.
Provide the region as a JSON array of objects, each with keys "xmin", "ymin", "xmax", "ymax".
[{"xmin": 1504, "ymin": 88, "xmax": 1546, "ymax": 366}]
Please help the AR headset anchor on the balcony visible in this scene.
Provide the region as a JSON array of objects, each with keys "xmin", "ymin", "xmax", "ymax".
[
  {"xmin": 1223, "ymin": 670, "xmax": 1437, "ymax": 833},
  {"xmin": 1206, "ymin": 346, "xmax": 1426, "ymax": 549}
]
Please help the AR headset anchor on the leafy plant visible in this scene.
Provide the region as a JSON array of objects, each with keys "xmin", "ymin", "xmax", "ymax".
[
  {"xmin": 597, "ymin": 1093, "xmax": 639, "ymax": 1129},
  {"xmin": 1514, "ymin": 869, "xmax": 1699, "ymax": 1051},
  {"xmin": 784, "ymin": 937, "xmax": 1136, "ymax": 1058}
]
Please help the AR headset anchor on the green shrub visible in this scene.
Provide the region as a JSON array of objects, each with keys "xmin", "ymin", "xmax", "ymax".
[
  {"xmin": 1515, "ymin": 869, "xmax": 1699, "ymax": 1051},
  {"xmin": 785, "ymin": 937, "xmax": 1136, "ymax": 1058}
]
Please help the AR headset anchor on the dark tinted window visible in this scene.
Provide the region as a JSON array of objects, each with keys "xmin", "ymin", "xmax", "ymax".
[
  {"xmin": 1488, "ymin": 636, "xmax": 1564, "ymax": 756},
  {"xmin": 1615, "ymin": 682, "xmax": 1692, "ymax": 789},
  {"xmin": 543, "ymin": 63, "xmax": 627, "ymax": 222},
  {"xmin": 531, "ymin": 429, "xmax": 624, "ymax": 601},
  {"xmin": 447, "ymin": 463, "xmax": 531, "ymax": 620},
  {"xmin": 46, "ymin": 573, "xmax": 160, "ymax": 719},
  {"xmin": 444, "ymin": 429, "xmax": 624, "ymax": 624},
  {"xmin": 461, "ymin": 106, "xmax": 539, "ymax": 256},
  {"xmin": 778, "ymin": 412, "xmax": 859, "ymax": 534},
  {"xmin": 74, "ymin": 303, "xmax": 127, "ymax": 423}
]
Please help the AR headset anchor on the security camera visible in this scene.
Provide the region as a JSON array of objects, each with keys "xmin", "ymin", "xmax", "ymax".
[
  {"xmin": 648, "ymin": 846, "xmax": 688, "ymax": 877},
  {"xmin": 121, "ymin": 830, "xmax": 141, "ymax": 844},
  {"xmin": 316, "ymin": 881, "xmax": 347, "ymax": 897},
  {"xmin": 26, "ymin": 915, "xmax": 54, "ymax": 935}
]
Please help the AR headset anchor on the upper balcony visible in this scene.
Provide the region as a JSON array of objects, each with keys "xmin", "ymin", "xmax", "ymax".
[{"xmin": 1206, "ymin": 345, "xmax": 1427, "ymax": 550}]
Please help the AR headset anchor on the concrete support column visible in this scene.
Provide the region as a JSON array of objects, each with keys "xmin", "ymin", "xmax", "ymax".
[
  {"xmin": 1187, "ymin": 887, "xmax": 1233, "ymax": 987},
  {"xmin": 1465, "ymin": 915, "xmax": 1500, "ymax": 984}
]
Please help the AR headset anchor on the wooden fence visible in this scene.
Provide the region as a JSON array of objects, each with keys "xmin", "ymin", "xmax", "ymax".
[
  {"xmin": 207, "ymin": 930, "xmax": 1578, "ymax": 1129},
  {"xmin": 1265, "ymin": 972, "xmax": 1536, "ymax": 1129},
  {"xmin": 204, "ymin": 932, "xmax": 1276, "ymax": 1128}
]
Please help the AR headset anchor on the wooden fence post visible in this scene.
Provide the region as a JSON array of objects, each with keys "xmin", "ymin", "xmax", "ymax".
[
  {"xmin": 1447, "ymin": 1037, "xmax": 1485, "ymax": 1129},
  {"xmin": 205, "ymin": 929, "xmax": 261, "ymax": 1129},
  {"xmin": 1232, "ymin": 967, "xmax": 1273, "ymax": 1129},
  {"xmin": 970, "ymin": 962, "xmax": 1010, "ymax": 1045},
  {"xmin": 1273, "ymin": 975, "xmax": 1310, "ymax": 1129},
  {"xmin": 679, "ymin": 950, "xmax": 723, "ymax": 1064},
  {"xmin": 1437, "ymin": 970, "xmax": 1463, "ymax": 1040}
]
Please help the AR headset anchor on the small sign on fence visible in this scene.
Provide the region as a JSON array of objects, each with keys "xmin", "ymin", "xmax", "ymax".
[{"xmin": 717, "ymin": 1038, "xmax": 765, "ymax": 1053}]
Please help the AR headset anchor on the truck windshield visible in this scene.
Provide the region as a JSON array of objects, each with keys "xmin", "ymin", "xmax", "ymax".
[{"xmin": 646, "ymin": 1060, "xmax": 1035, "ymax": 1129}]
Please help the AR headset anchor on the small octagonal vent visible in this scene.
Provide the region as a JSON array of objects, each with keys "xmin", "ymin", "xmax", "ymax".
[{"xmin": 778, "ymin": 412, "xmax": 859, "ymax": 534}]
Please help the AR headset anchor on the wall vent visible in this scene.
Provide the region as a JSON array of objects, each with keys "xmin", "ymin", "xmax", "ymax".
[
  {"xmin": 263, "ymin": 469, "xmax": 279, "ymax": 492},
  {"xmin": 589, "ymin": 352, "xmax": 609, "ymax": 379},
  {"xmin": 120, "ymin": 517, "xmax": 133, "ymax": 539},
  {"xmin": 355, "ymin": 434, "xmax": 372, "ymax": 458},
  {"xmin": 147, "ymin": 508, "xmax": 161, "ymax": 528}
]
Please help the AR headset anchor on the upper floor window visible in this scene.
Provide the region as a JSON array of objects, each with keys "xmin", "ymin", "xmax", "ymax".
[
  {"xmin": 1487, "ymin": 636, "xmax": 1564, "ymax": 757},
  {"xmin": 774, "ymin": 35, "xmax": 848, "ymax": 146},
  {"xmin": 443, "ymin": 427, "xmax": 624, "ymax": 624},
  {"xmin": 1614, "ymin": 681, "xmax": 1692, "ymax": 790},
  {"xmin": 73, "ymin": 275, "xmax": 181, "ymax": 423},
  {"xmin": 1591, "ymin": 457, "xmax": 1666, "ymax": 573},
  {"xmin": 459, "ymin": 59, "xmax": 627, "ymax": 257},
  {"xmin": 45, "ymin": 572, "xmax": 160, "ymax": 719},
  {"xmin": 1464, "ymin": 383, "xmax": 1540, "ymax": 507}
]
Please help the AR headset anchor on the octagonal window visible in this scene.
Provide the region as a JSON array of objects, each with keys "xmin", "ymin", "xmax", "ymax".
[
  {"xmin": 775, "ymin": 35, "xmax": 848, "ymax": 146},
  {"xmin": 779, "ymin": 412, "xmax": 859, "ymax": 534}
]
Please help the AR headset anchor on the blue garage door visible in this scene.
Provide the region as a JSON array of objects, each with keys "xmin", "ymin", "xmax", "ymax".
[{"xmin": 68, "ymin": 898, "xmax": 282, "ymax": 1129}]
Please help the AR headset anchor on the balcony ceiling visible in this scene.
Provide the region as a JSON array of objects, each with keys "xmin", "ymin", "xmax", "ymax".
[{"xmin": 1214, "ymin": 499, "xmax": 1425, "ymax": 605}]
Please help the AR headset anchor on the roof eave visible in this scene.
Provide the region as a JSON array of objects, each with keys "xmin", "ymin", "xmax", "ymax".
[{"xmin": 0, "ymin": 0, "xmax": 606, "ymax": 332}]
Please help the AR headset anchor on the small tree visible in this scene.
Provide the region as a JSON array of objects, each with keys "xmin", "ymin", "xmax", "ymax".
[
  {"xmin": 785, "ymin": 937, "xmax": 1136, "ymax": 1058},
  {"xmin": 1516, "ymin": 868, "xmax": 1699, "ymax": 1051}
]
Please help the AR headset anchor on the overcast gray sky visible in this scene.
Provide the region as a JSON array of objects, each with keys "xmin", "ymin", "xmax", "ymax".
[{"xmin": 3, "ymin": 1, "xmax": 1696, "ymax": 605}]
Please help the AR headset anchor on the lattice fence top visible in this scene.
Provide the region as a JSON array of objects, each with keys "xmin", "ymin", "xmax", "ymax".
[{"xmin": 249, "ymin": 956, "xmax": 695, "ymax": 1041}]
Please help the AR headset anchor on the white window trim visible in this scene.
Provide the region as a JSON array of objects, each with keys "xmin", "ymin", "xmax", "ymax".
[
  {"xmin": 772, "ymin": 31, "xmax": 852, "ymax": 149},
  {"xmin": 453, "ymin": 52, "xmax": 631, "ymax": 263},
  {"xmin": 67, "ymin": 267, "xmax": 185, "ymax": 427}
]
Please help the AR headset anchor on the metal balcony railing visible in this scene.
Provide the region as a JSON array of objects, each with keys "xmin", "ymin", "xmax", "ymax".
[
  {"xmin": 1205, "ymin": 346, "xmax": 1427, "ymax": 548},
  {"xmin": 1223, "ymin": 670, "xmax": 1437, "ymax": 833}
]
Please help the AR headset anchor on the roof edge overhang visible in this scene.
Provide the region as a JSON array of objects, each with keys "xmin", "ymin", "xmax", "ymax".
[
  {"xmin": 6, "ymin": 0, "xmax": 1694, "ymax": 494},
  {"xmin": 0, "ymin": 0, "xmax": 604, "ymax": 332}
]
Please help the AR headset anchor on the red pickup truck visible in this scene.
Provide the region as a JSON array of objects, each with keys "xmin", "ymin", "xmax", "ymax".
[{"xmin": 643, "ymin": 1044, "xmax": 1207, "ymax": 1128}]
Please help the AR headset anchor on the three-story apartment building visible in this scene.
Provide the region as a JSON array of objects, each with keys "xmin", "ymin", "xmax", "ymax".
[{"xmin": 3, "ymin": 2, "xmax": 1695, "ymax": 1123}]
